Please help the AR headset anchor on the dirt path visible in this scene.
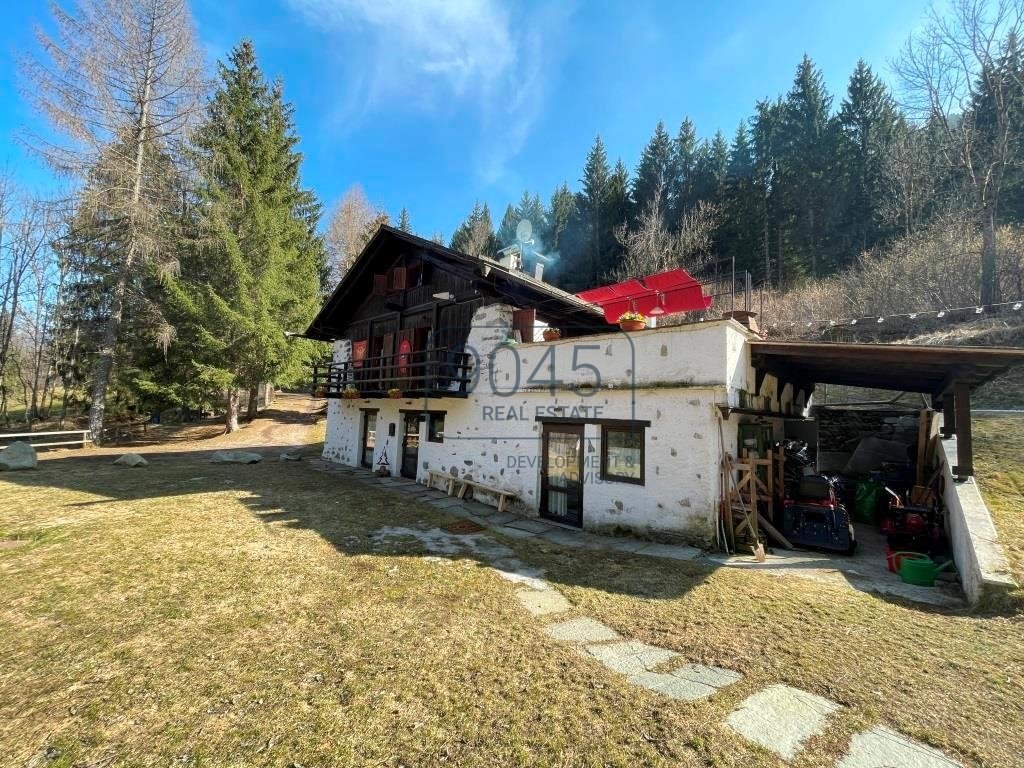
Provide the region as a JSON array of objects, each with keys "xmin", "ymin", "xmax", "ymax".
[{"xmin": 35, "ymin": 393, "xmax": 325, "ymax": 460}]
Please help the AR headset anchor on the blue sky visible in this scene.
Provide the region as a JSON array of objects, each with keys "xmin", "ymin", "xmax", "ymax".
[{"xmin": 0, "ymin": 0, "xmax": 926, "ymax": 238}]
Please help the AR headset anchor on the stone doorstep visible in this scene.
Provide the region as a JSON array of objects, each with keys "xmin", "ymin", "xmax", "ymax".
[
  {"xmin": 504, "ymin": 518, "xmax": 554, "ymax": 534},
  {"xmin": 725, "ymin": 684, "xmax": 842, "ymax": 762},
  {"xmin": 838, "ymin": 726, "xmax": 963, "ymax": 768},
  {"xmin": 543, "ymin": 618, "xmax": 622, "ymax": 644},
  {"xmin": 584, "ymin": 641, "xmax": 680, "ymax": 675}
]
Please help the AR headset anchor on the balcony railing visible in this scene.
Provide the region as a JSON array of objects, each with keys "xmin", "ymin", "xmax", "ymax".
[{"xmin": 311, "ymin": 347, "xmax": 473, "ymax": 399}]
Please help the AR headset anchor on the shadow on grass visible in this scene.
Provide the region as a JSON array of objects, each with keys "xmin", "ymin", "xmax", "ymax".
[{"xmin": 0, "ymin": 444, "xmax": 988, "ymax": 613}]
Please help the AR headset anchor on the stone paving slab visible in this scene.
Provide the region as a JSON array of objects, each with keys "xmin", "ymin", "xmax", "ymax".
[
  {"xmin": 394, "ymin": 484, "xmax": 426, "ymax": 494},
  {"xmin": 725, "ymin": 684, "xmax": 841, "ymax": 761},
  {"xmin": 544, "ymin": 618, "xmax": 622, "ymax": 644},
  {"xmin": 427, "ymin": 497, "xmax": 465, "ymax": 509},
  {"xmin": 635, "ymin": 542, "xmax": 702, "ymax": 561},
  {"xmin": 838, "ymin": 726, "xmax": 962, "ymax": 768},
  {"xmin": 537, "ymin": 528, "xmax": 589, "ymax": 548},
  {"xmin": 463, "ymin": 501, "xmax": 499, "ymax": 517},
  {"xmin": 671, "ymin": 663, "xmax": 743, "ymax": 690},
  {"xmin": 490, "ymin": 558, "xmax": 549, "ymax": 590},
  {"xmin": 628, "ymin": 671, "xmax": 717, "ymax": 701},
  {"xmin": 495, "ymin": 525, "xmax": 540, "ymax": 539},
  {"xmin": 505, "ymin": 518, "xmax": 555, "ymax": 533},
  {"xmin": 584, "ymin": 641, "xmax": 680, "ymax": 674},
  {"xmin": 605, "ymin": 538, "xmax": 649, "ymax": 553},
  {"xmin": 486, "ymin": 512, "xmax": 520, "ymax": 525},
  {"xmin": 515, "ymin": 588, "xmax": 572, "ymax": 616}
]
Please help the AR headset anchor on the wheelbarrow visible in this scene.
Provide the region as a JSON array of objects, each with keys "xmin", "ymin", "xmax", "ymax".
[{"xmin": 896, "ymin": 553, "xmax": 956, "ymax": 587}]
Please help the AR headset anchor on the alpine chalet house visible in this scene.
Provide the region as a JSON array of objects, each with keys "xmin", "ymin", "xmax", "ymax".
[{"xmin": 307, "ymin": 226, "xmax": 1023, "ymax": 594}]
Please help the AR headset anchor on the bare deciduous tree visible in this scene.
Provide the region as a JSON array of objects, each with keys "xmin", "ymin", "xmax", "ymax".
[
  {"xmin": 895, "ymin": 0, "xmax": 1024, "ymax": 305},
  {"xmin": 20, "ymin": 0, "xmax": 204, "ymax": 441},
  {"xmin": 324, "ymin": 184, "xmax": 387, "ymax": 284},
  {"xmin": 612, "ymin": 190, "xmax": 720, "ymax": 281}
]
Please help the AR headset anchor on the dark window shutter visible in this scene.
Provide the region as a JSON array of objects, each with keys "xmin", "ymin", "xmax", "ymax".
[
  {"xmin": 512, "ymin": 308, "xmax": 536, "ymax": 343},
  {"xmin": 373, "ymin": 274, "xmax": 387, "ymax": 295},
  {"xmin": 391, "ymin": 266, "xmax": 408, "ymax": 291}
]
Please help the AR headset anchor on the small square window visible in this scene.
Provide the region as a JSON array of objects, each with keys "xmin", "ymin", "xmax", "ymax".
[
  {"xmin": 601, "ymin": 425, "xmax": 645, "ymax": 484},
  {"xmin": 428, "ymin": 412, "xmax": 446, "ymax": 443}
]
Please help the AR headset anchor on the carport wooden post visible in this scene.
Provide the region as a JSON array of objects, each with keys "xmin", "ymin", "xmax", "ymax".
[
  {"xmin": 940, "ymin": 396, "xmax": 956, "ymax": 438},
  {"xmin": 953, "ymin": 381, "xmax": 973, "ymax": 478}
]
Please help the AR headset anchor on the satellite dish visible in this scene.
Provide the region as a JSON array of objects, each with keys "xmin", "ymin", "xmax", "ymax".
[{"xmin": 515, "ymin": 219, "xmax": 533, "ymax": 242}]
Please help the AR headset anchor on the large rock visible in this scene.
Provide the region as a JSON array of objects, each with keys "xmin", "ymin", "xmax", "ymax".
[
  {"xmin": 0, "ymin": 441, "xmax": 38, "ymax": 471},
  {"xmin": 210, "ymin": 450, "xmax": 262, "ymax": 465},
  {"xmin": 113, "ymin": 453, "xmax": 148, "ymax": 468}
]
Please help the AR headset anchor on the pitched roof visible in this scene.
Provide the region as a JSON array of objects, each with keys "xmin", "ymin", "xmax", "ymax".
[{"xmin": 305, "ymin": 225, "xmax": 603, "ymax": 341}]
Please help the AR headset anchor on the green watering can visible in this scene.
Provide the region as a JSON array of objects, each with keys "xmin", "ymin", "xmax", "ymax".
[{"xmin": 895, "ymin": 553, "xmax": 956, "ymax": 587}]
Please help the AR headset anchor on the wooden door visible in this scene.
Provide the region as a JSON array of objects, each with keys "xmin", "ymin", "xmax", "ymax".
[{"xmin": 540, "ymin": 424, "xmax": 584, "ymax": 527}]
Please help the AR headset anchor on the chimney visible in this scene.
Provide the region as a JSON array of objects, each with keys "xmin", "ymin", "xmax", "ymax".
[
  {"xmin": 534, "ymin": 262, "xmax": 544, "ymax": 281},
  {"xmin": 722, "ymin": 310, "xmax": 761, "ymax": 334}
]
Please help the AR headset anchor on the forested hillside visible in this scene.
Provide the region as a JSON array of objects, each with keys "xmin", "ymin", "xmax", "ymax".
[{"xmin": 445, "ymin": 2, "xmax": 1024, "ymax": 315}]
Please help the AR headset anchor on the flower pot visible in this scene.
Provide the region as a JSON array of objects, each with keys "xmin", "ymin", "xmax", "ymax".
[
  {"xmin": 341, "ymin": 390, "xmax": 359, "ymax": 400},
  {"xmin": 618, "ymin": 319, "xmax": 646, "ymax": 332},
  {"xmin": 388, "ymin": 391, "xmax": 404, "ymax": 400},
  {"xmin": 542, "ymin": 329, "xmax": 561, "ymax": 341}
]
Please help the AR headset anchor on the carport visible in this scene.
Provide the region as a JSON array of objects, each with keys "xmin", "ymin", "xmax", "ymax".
[{"xmin": 749, "ymin": 340, "xmax": 1024, "ymax": 478}]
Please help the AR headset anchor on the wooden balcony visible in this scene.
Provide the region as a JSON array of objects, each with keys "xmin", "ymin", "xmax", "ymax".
[{"xmin": 311, "ymin": 347, "xmax": 473, "ymax": 399}]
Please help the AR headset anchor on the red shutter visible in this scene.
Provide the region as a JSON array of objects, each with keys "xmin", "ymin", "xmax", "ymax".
[
  {"xmin": 397, "ymin": 329, "xmax": 415, "ymax": 378},
  {"xmin": 373, "ymin": 274, "xmax": 387, "ymax": 296},
  {"xmin": 351, "ymin": 340, "xmax": 368, "ymax": 369},
  {"xmin": 512, "ymin": 308, "xmax": 536, "ymax": 343}
]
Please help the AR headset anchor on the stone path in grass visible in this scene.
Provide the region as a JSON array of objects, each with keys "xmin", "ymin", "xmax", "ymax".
[{"xmin": 319, "ymin": 460, "xmax": 962, "ymax": 767}]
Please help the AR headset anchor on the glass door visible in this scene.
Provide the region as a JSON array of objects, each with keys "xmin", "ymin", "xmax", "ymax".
[
  {"xmin": 540, "ymin": 424, "xmax": 584, "ymax": 527},
  {"xmin": 361, "ymin": 411, "xmax": 377, "ymax": 468},
  {"xmin": 401, "ymin": 412, "xmax": 421, "ymax": 479}
]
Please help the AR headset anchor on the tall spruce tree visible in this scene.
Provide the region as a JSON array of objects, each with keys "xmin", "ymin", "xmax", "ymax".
[
  {"xmin": 396, "ymin": 206, "xmax": 412, "ymax": 233},
  {"xmin": 632, "ymin": 121, "xmax": 673, "ymax": 225},
  {"xmin": 574, "ymin": 135, "xmax": 613, "ymax": 289},
  {"xmin": 721, "ymin": 122, "xmax": 762, "ymax": 273},
  {"xmin": 836, "ymin": 60, "xmax": 899, "ymax": 262},
  {"xmin": 167, "ymin": 41, "xmax": 324, "ymax": 432},
  {"xmin": 450, "ymin": 201, "xmax": 497, "ymax": 258},
  {"xmin": 779, "ymin": 55, "xmax": 837, "ymax": 279},
  {"xmin": 670, "ymin": 118, "xmax": 699, "ymax": 227},
  {"xmin": 496, "ymin": 203, "xmax": 518, "ymax": 248}
]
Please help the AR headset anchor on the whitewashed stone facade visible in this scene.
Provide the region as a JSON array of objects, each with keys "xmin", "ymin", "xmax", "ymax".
[{"xmin": 322, "ymin": 307, "xmax": 780, "ymax": 547}]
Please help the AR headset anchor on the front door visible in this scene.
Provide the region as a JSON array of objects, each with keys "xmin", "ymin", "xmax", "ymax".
[
  {"xmin": 361, "ymin": 411, "xmax": 377, "ymax": 468},
  {"xmin": 401, "ymin": 412, "xmax": 420, "ymax": 479},
  {"xmin": 540, "ymin": 424, "xmax": 584, "ymax": 527}
]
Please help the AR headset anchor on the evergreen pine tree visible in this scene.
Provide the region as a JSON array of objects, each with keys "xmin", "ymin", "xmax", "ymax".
[
  {"xmin": 778, "ymin": 55, "xmax": 837, "ymax": 278},
  {"xmin": 670, "ymin": 117, "xmax": 699, "ymax": 227},
  {"xmin": 574, "ymin": 135, "xmax": 612, "ymax": 289},
  {"xmin": 836, "ymin": 59, "xmax": 899, "ymax": 263},
  {"xmin": 397, "ymin": 207, "xmax": 412, "ymax": 233},
  {"xmin": 632, "ymin": 121, "xmax": 673, "ymax": 224},
  {"xmin": 166, "ymin": 40, "xmax": 324, "ymax": 432},
  {"xmin": 497, "ymin": 203, "xmax": 518, "ymax": 248}
]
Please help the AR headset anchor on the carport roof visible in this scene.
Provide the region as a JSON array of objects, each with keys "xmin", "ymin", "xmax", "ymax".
[{"xmin": 749, "ymin": 340, "xmax": 1024, "ymax": 395}]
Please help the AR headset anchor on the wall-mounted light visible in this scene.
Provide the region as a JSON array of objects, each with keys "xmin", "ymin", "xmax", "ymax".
[{"xmin": 432, "ymin": 291, "xmax": 453, "ymax": 300}]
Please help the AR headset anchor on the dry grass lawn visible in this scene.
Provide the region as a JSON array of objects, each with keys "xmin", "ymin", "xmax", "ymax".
[{"xmin": 0, "ymin": 413, "xmax": 1022, "ymax": 767}]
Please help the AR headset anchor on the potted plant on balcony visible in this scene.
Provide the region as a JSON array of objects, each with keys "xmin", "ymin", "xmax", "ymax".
[
  {"xmin": 341, "ymin": 386, "xmax": 360, "ymax": 400},
  {"xmin": 387, "ymin": 387, "xmax": 404, "ymax": 399},
  {"xmin": 617, "ymin": 311, "xmax": 647, "ymax": 332},
  {"xmin": 542, "ymin": 327, "xmax": 562, "ymax": 341}
]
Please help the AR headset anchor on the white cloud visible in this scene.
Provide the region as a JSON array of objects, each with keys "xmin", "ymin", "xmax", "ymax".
[{"xmin": 286, "ymin": 0, "xmax": 571, "ymax": 183}]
